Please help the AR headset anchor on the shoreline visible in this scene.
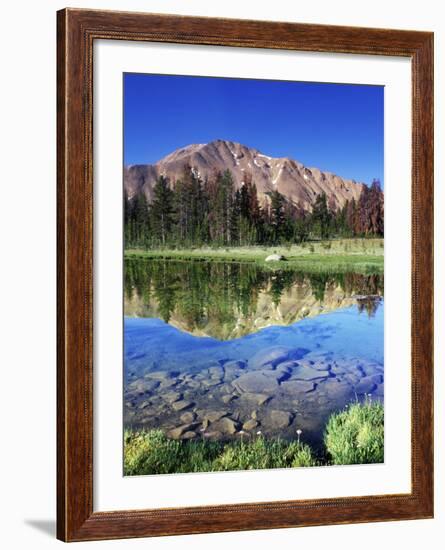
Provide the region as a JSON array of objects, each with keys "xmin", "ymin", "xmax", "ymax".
[
  {"xmin": 124, "ymin": 239, "xmax": 384, "ymax": 274},
  {"xmin": 124, "ymin": 401, "xmax": 384, "ymax": 475}
]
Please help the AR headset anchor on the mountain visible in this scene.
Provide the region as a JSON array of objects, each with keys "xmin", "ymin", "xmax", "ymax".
[{"xmin": 124, "ymin": 140, "xmax": 365, "ymax": 212}]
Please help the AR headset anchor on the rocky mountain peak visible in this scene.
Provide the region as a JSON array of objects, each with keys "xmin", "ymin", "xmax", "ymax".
[{"xmin": 124, "ymin": 140, "xmax": 366, "ymax": 212}]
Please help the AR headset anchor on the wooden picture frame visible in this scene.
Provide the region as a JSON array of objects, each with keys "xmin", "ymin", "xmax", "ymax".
[{"xmin": 57, "ymin": 8, "xmax": 434, "ymax": 542}]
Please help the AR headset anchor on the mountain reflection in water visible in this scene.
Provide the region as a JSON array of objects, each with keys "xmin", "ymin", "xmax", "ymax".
[{"xmin": 124, "ymin": 258, "xmax": 383, "ymax": 340}]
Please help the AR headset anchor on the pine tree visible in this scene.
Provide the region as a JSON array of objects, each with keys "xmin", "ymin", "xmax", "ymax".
[
  {"xmin": 269, "ymin": 190, "xmax": 286, "ymax": 243},
  {"xmin": 151, "ymin": 176, "xmax": 174, "ymax": 246},
  {"xmin": 211, "ymin": 170, "xmax": 235, "ymax": 245},
  {"xmin": 312, "ymin": 192, "xmax": 331, "ymax": 239},
  {"xmin": 346, "ymin": 198, "xmax": 357, "ymax": 236},
  {"xmin": 172, "ymin": 164, "xmax": 207, "ymax": 245},
  {"xmin": 248, "ymin": 182, "xmax": 262, "ymax": 243},
  {"xmin": 368, "ymin": 179, "xmax": 384, "ymax": 235},
  {"xmin": 336, "ymin": 201, "xmax": 349, "ymax": 236},
  {"xmin": 357, "ymin": 184, "xmax": 371, "ymax": 235},
  {"xmin": 231, "ymin": 188, "xmax": 241, "ymax": 245},
  {"xmin": 131, "ymin": 192, "xmax": 150, "ymax": 246},
  {"xmin": 294, "ymin": 214, "xmax": 309, "ymax": 243},
  {"xmin": 123, "ymin": 188, "xmax": 133, "ymax": 246}
]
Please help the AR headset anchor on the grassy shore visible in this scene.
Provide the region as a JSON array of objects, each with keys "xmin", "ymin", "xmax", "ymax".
[
  {"xmin": 125, "ymin": 238, "xmax": 383, "ymax": 274},
  {"xmin": 124, "ymin": 401, "xmax": 384, "ymax": 476}
]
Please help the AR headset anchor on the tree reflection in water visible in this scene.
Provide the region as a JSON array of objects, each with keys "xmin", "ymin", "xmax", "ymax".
[{"xmin": 124, "ymin": 259, "xmax": 383, "ymax": 339}]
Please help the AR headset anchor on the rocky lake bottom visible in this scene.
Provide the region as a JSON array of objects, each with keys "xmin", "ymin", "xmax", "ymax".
[{"xmin": 124, "ymin": 300, "xmax": 384, "ymax": 451}]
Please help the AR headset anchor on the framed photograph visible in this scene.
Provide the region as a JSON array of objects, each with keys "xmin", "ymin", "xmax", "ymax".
[{"xmin": 57, "ymin": 8, "xmax": 434, "ymax": 542}]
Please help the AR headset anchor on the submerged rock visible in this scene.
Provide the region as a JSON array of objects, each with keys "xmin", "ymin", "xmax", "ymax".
[
  {"xmin": 318, "ymin": 379, "xmax": 353, "ymax": 401},
  {"xmin": 354, "ymin": 376, "xmax": 378, "ymax": 395},
  {"xmin": 291, "ymin": 365, "xmax": 330, "ymax": 381},
  {"xmin": 223, "ymin": 362, "xmax": 246, "ymax": 381},
  {"xmin": 171, "ymin": 399, "xmax": 194, "ymax": 411},
  {"xmin": 208, "ymin": 366, "xmax": 224, "ymax": 376},
  {"xmin": 233, "ymin": 371, "xmax": 280, "ymax": 393},
  {"xmin": 343, "ymin": 372, "xmax": 362, "ymax": 385},
  {"xmin": 127, "ymin": 378, "xmax": 160, "ymax": 394},
  {"xmin": 280, "ymin": 380, "xmax": 315, "ymax": 394},
  {"xmin": 167, "ymin": 422, "xmax": 199, "ymax": 439},
  {"xmin": 221, "ymin": 394, "xmax": 236, "ymax": 404},
  {"xmin": 200, "ymin": 410, "xmax": 228, "ymax": 423},
  {"xmin": 249, "ymin": 346, "xmax": 309, "ymax": 369},
  {"xmin": 224, "ymin": 360, "xmax": 246, "ymax": 370},
  {"xmin": 243, "ymin": 419, "xmax": 259, "ymax": 431},
  {"xmin": 361, "ymin": 364, "xmax": 384, "ymax": 377},
  {"xmin": 146, "ymin": 370, "xmax": 175, "ymax": 380},
  {"xmin": 211, "ymin": 417, "xmax": 240, "ymax": 435},
  {"xmin": 238, "ymin": 393, "xmax": 271, "ymax": 406},
  {"xmin": 374, "ymin": 384, "xmax": 384, "ymax": 397},
  {"xmin": 201, "ymin": 378, "xmax": 221, "ymax": 388},
  {"xmin": 161, "ymin": 391, "xmax": 182, "ymax": 404},
  {"xmin": 263, "ymin": 410, "xmax": 293, "ymax": 430},
  {"xmin": 159, "ymin": 379, "xmax": 179, "ymax": 390},
  {"xmin": 180, "ymin": 411, "xmax": 196, "ymax": 424}
]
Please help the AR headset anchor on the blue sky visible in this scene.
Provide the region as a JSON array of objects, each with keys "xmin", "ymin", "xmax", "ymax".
[{"xmin": 124, "ymin": 73, "xmax": 383, "ymax": 186}]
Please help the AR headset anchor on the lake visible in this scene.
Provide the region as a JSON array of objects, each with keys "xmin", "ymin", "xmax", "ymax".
[{"xmin": 124, "ymin": 258, "xmax": 384, "ymax": 450}]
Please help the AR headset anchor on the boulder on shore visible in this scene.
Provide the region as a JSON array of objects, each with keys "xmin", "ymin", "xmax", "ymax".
[{"xmin": 265, "ymin": 254, "xmax": 286, "ymax": 262}]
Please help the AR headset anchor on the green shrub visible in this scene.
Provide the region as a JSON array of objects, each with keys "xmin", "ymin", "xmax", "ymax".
[
  {"xmin": 124, "ymin": 430, "xmax": 317, "ymax": 475},
  {"xmin": 214, "ymin": 437, "xmax": 317, "ymax": 471},
  {"xmin": 324, "ymin": 400, "xmax": 384, "ymax": 465},
  {"xmin": 124, "ymin": 429, "xmax": 222, "ymax": 475}
]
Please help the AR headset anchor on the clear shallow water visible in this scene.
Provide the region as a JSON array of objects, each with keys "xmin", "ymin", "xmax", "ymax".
[
  {"xmin": 123, "ymin": 259, "xmax": 384, "ymax": 449},
  {"xmin": 124, "ymin": 303, "xmax": 383, "ymax": 374}
]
